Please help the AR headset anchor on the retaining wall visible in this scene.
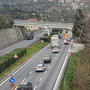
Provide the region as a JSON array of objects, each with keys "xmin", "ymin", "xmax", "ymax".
[{"xmin": 0, "ymin": 27, "xmax": 24, "ymax": 50}]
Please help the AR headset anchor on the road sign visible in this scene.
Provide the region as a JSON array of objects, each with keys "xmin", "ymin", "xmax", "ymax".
[
  {"xmin": 68, "ymin": 52, "xmax": 71, "ymax": 56},
  {"xmin": 14, "ymin": 54, "xmax": 18, "ymax": 59},
  {"xmin": 9, "ymin": 78, "xmax": 15, "ymax": 83}
]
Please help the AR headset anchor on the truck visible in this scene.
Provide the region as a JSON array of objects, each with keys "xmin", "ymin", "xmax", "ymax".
[
  {"xmin": 25, "ymin": 31, "xmax": 34, "ymax": 40},
  {"xmin": 51, "ymin": 34, "xmax": 59, "ymax": 48}
]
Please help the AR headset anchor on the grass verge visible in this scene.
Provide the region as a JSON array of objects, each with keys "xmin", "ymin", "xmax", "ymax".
[
  {"xmin": 0, "ymin": 40, "xmax": 47, "ymax": 79},
  {"xmin": 60, "ymin": 46, "xmax": 90, "ymax": 90},
  {"xmin": 59, "ymin": 53, "xmax": 77, "ymax": 90}
]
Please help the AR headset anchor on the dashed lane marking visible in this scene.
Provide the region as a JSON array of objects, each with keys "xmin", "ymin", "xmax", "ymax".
[
  {"xmin": 29, "ymin": 71, "xmax": 33, "ymax": 75},
  {"xmin": 34, "ymin": 86, "xmax": 37, "ymax": 90},
  {"xmin": 48, "ymin": 65, "xmax": 50, "ymax": 68},
  {"xmin": 39, "ymin": 77, "xmax": 43, "ymax": 82},
  {"xmin": 22, "ymin": 77, "xmax": 26, "ymax": 82},
  {"xmin": 44, "ymin": 71, "xmax": 47, "ymax": 74}
]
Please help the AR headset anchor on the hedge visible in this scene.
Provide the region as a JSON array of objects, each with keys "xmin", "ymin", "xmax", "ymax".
[
  {"xmin": 52, "ymin": 28, "xmax": 62, "ymax": 33},
  {"xmin": 40, "ymin": 35, "xmax": 51, "ymax": 42},
  {"xmin": 0, "ymin": 48, "xmax": 26, "ymax": 73}
]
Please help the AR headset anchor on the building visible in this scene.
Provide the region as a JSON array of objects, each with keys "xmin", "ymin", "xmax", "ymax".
[
  {"xmin": 24, "ymin": 19, "xmax": 39, "ymax": 31},
  {"xmin": 48, "ymin": 0, "xmax": 53, "ymax": 2}
]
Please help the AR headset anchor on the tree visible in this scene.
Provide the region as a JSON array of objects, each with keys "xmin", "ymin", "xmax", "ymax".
[{"xmin": 73, "ymin": 9, "xmax": 87, "ymax": 42}]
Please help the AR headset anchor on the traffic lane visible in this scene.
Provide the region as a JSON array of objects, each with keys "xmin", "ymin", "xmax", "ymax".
[
  {"xmin": 0, "ymin": 44, "xmax": 51, "ymax": 90},
  {"xmin": 0, "ymin": 31, "xmax": 44, "ymax": 56},
  {"xmin": 36, "ymin": 45, "xmax": 69, "ymax": 90}
]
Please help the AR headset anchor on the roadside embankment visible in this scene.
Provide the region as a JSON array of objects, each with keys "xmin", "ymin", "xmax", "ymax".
[
  {"xmin": 60, "ymin": 43, "xmax": 90, "ymax": 90},
  {"xmin": 0, "ymin": 27, "xmax": 24, "ymax": 50}
]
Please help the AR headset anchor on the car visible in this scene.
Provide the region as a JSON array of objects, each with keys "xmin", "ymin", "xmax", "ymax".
[
  {"xmin": 43, "ymin": 33, "xmax": 47, "ymax": 36},
  {"xmin": 52, "ymin": 47, "xmax": 59, "ymax": 53},
  {"xmin": 64, "ymin": 39, "xmax": 69, "ymax": 44},
  {"xmin": 35, "ymin": 64, "xmax": 46, "ymax": 72},
  {"xmin": 43, "ymin": 56, "xmax": 51, "ymax": 63},
  {"xmin": 17, "ymin": 81, "xmax": 33, "ymax": 90}
]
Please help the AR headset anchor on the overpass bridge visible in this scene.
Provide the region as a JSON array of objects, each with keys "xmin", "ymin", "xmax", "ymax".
[{"xmin": 14, "ymin": 20, "xmax": 73, "ymax": 30}]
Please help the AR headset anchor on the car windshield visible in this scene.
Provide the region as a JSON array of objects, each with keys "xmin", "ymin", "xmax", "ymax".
[
  {"xmin": 53, "ymin": 47, "xmax": 58, "ymax": 50},
  {"xmin": 37, "ymin": 64, "xmax": 43, "ymax": 67},
  {"xmin": 43, "ymin": 57, "xmax": 50, "ymax": 59},
  {"xmin": 19, "ymin": 85, "xmax": 27, "ymax": 87}
]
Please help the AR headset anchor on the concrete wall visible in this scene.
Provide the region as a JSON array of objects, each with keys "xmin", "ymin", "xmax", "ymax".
[{"xmin": 0, "ymin": 27, "xmax": 24, "ymax": 50}]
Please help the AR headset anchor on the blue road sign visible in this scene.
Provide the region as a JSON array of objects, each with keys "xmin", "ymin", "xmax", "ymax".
[{"xmin": 9, "ymin": 78, "xmax": 15, "ymax": 83}]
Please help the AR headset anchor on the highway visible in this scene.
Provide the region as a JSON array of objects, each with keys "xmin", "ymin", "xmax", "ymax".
[
  {"xmin": 0, "ymin": 30, "xmax": 45, "ymax": 56},
  {"xmin": 0, "ymin": 37, "xmax": 70, "ymax": 90}
]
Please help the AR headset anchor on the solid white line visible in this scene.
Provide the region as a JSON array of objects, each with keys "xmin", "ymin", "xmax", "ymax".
[
  {"xmin": 44, "ymin": 71, "xmax": 47, "ymax": 74},
  {"xmin": 22, "ymin": 77, "xmax": 26, "ymax": 82},
  {"xmin": 39, "ymin": 77, "xmax": 43, "ymax": 82},
  {"xmin": 34, "ymin": 86, "xmax": 37, "ymax": 90},
  {"xmin": 29, "ymin": 71, "xmax": 33, "ymax": 75},
  {"xmin": 52, "ymin": 61, "xmax": 53, "ymax": 63},
  {"xmin": 0, "ymin": 44, "xmax": 50, "ymax": 86}
]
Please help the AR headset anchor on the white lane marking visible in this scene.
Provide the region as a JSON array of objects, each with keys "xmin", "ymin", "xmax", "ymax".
[
  {"xmin": 54, "ymin": 58, "xmax": 56, "ymax": 59},
  {"xmin": 22, "ymin": 77, "xmax": 26, "ymax": 82},
  {"xmin": 52, "ymin": 61, "xmax": 53, "ymax": 63},
  {"xmin": 34, "ymin": 86, "xmax": 37, "ymax": 90},
  {"xmin": 29, "ymin": 71, "xmax": 33, "ymax": 75},
  {"xmin": 39, "ymin": 77, "xmax": 43, "ymax": 82},
  {"xmin": 39, "ymin": 61, "xmax": 42, "ymax": 63},
  {"xmin": 48, "ymin": 65, "xmax": 51, "ymax": 68},
  {"xmin": 0, "ymin": 44, "xmax": 50, "ymax": 86},
  {"xmin": 44, "ymin": 71, "xmax": 47, "ymax": 74}
]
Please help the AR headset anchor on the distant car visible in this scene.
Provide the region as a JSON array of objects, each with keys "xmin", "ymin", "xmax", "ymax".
[
  {"xmin": 35, "ymin": 64, "xmax": 46, "ymax": 72},
  {"xmin": 64, "ymin": 39, "xmax": 69, "ymax": 44},
  {"xmin": 52, "ymin": 47, "xmax": 59, "ymax": 53},
  {"xmin": 43, "ymin": 33, "xmax": 47, "ymax": 36},
  {"xmin": 17, "ymin": 81, "xmax": 33, "ymax": 90},
  {"xmin": 43, "ymin": 56, "xmax": 51, "ymax": 63},
  {"xmin": 26, "ymin": 32, "xmax": 34, "ymax": 40}
]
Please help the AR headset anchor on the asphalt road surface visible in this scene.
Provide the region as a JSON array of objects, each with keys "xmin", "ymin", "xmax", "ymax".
[
  {"xmin": 0, "ymin": 37, "xmax": 70, "ymax": 90},
  {"xmin": 0, "ymin": 30, "xmax": 45, "ymax": 56}
]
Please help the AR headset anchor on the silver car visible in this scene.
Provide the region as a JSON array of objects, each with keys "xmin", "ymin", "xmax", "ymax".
[
  {"xmin": 52, "ymin": 47, "xmax": 59, "ymax": 53},
  {"xmin": 35, "ymin": 64, "xmax": 46, "ymax": 72}
]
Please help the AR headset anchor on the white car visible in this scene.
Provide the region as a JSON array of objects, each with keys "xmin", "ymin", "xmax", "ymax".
[
  {"xmin": 52, "ymin": 47, "xmax": 59, "ymax": 53},
  {"xmin": 64, "ymin": 39, "xmax": 69, "ymax": 44},
  {"xmin": 35, "ymin": 64, "xmax": 46, "ymax": 72}
]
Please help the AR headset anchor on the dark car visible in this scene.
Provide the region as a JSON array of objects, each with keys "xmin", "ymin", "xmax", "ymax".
[
  {"xmin": 17, "ymin": 81, "xmax": 33, "ymax": 90},
  {"xmin": 26, "ymin": 32, "xmax": 34, "ymax": 40},
  {"xmin": 43, "ymin": 57, "xmax": 51, "ymax": 63}
]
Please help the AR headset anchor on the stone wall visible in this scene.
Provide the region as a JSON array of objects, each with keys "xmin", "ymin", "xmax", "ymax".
[{"xmin": 0, "ymin": 27, "xmax": 24, "ymax": 50}]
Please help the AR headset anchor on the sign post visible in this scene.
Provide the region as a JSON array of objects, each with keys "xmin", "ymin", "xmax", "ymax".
[
  {"xmin": 9, "ymin": 76, "xmax": 15, "ymax": 87},
  {"xmin": 68, "ymin": 52, "xmax": 71, "ymax": 56},
  {"xmin": 14, "ymin": 54, "xmax": 18, "ymax": 64}
]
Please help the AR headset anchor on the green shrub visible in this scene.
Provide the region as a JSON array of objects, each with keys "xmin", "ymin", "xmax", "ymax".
[
  {"xmin": 40, "ymin": 35, "xmax": 51, "ymax": 42},
  {"xmin": 50, "ymin": 32, "xmax": 58, "ymax": 35},
  {"xmin": 0, "ymin": 48, "xmax": 26, "ymax": 73},
  {"xmin": 52, "ymin": 28, "xmax": 62, "ymax": 33}
]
